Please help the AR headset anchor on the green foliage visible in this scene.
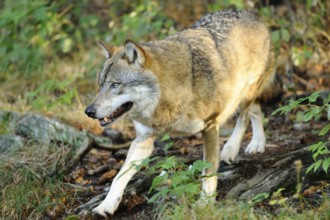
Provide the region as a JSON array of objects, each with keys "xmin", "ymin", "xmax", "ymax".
[
  {"xmin": 159, "ymin": 200, "xmax": 260, "ymax": 220},
  {"xmin": 0, "ymin": 139, "xmax": 82, "ymax": 219},
  {"xmin": 132, "ymin": 155, "xmax": 213, "ymax": 206},
  {"xmin": 0, "ymin": 0, "xmax": 174, "ymax": 80},
  {"xmin": 272, "ymin": 91, "xmax": 321, "ymax": 117},
  {"xmin": 0, "ymin": 111, "xmax": 17, "ymax": 134},
  {"xmin": 107, "ymin": 1, "xmax": 174, "ymax": 45},
  {"xmin": 262, "ymin": 1, "xmax": 327, "ymax": 68},
  {"xmin": 269, "ymin": 188, "xmax": 288, "ymax": 206},
  {"xmin": 307, "ymin": 141, "xmax": 330, "ymax": 173},
  {"xmin": 147, "ymin": 157, "xmax": 212, "ymax": 204},
  {"xmin": 25, "ymin": 78, "xmax": 78, "ymax": 111},
  {"xmin": 0, "ymin": 0, "xmax": 92, "ymax": 78},
  {"xmin": 273, "ymin": 91, "xmax": 330, "ymax": 174},
  {"xmin": 251, "ymin": 192, "xmax": 270, "ymax": 204},
  {"xmin": 160, "ymin": 133, "xmax": 174, "ymax": 153},
  {"xmin": 0, "ymin": 159, "xmax": 69, "ymax": 219},
  {"xmin": 208, "ymin": 0, "xmax": 244, "ymax": 11}
]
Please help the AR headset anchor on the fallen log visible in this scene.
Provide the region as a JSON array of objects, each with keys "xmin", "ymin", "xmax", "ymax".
[
  {"xmin": 48, "ymin": 135, "xmax": 130, "ymax": 177},
  {"xmin": 219, "ymin": 146, "xmax": 330, "ymax": 201}
]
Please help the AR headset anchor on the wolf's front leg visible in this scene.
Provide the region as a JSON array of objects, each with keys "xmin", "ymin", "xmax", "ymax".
[
  {"xmin": 201, "ymin": 126, "xmax": 220, "ymax": 197},
  {"xmin": 93, "ymin": 135, "xmax": 155, "ymax": 217}
]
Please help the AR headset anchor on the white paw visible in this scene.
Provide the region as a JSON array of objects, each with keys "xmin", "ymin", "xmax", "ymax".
[
  {"xmin": 220, "ymin": 141, "xmax": 240, "ymax": 164},
  {"xmin": 245, "ymin": 137, "xmax": 266, "ymax": 154},
  {"xmin": 92, "ymin": 196, "xmax": 121, "ymax": 217}
]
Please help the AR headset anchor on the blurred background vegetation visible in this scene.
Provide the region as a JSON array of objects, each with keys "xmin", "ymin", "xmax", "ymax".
[
  {"xmin": 0, "ymin": 0, "xmax": 329, "ymax": 130},
  {"xmin": 0, "ymin": 0, "xmax": 329, "ymax": 143}
]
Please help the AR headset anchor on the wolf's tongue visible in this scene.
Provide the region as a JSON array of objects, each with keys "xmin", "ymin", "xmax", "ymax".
[{"xmin": 110, "ymin": 102, "xmax": 133, "ymax": 119}]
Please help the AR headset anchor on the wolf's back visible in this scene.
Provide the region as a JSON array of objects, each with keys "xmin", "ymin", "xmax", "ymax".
[
  {"xmin": 192, "ymin": 9, "xmax": 283, "ymax": 105},
  {"xmin": 191, "ymin": 9, "xmax": 259, "ymax": 38}
]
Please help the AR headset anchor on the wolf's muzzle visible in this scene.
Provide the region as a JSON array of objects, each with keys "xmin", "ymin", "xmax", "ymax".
[{"xmin": 85, "ymin": 105, "xmax": 96, "ymax": 118}]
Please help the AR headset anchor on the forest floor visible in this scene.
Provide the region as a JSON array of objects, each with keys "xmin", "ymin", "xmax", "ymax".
[
  {"xmin": 0, "ymin": 63, "xmax": 329, "ymax": 220},
  {"xmin": 0, "ymin": 79, "xmax": 329, "ymax": 220},
  {"xmin": 63, "ymin": 101, "xmax": 329, "ymax": 220}
]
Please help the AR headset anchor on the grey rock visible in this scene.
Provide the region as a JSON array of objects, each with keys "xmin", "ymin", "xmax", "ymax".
[
  {"xmin": 103, "ymin": 128, "xmax": 124, "ymax": 143},
  {"xmin": 0, "ymin": 133, "xmax": 23, "ymax": 154},
  {"xmin": 293, "ymin": 122, "xmax": 310, "ymax": 131},
  {"xmin": 14, "ymin": 113, "xmax": 88, "ymax": 149},
  {"xmin": 89, "ymin": 133, "xmax": 113, "ymax": 146}
]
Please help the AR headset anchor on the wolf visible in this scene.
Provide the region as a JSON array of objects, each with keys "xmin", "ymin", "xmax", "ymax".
[{"xmin": 85, "ymin": 9, "xmax": 281, "ymax": 216}]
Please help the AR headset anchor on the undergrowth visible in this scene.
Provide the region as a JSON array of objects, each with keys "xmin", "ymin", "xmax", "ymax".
[
  {"xmin": 273, "ymin": 91, "xmax": 330, "ymax": 173},
  {"xmin": 156, "ymin": 200, "xmax": 329, "ymax": 220},
  {"xmin": 141, "ymin": 153, "xmax": 330, "ymax": 220},
  {"xmin": 0, "ymin": 143, "xmax": 80, "ymax": 219}
]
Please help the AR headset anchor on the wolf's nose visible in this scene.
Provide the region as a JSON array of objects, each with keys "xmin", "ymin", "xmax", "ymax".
[{"xmin": 85, "ymin": 105, "xmax": 96, "ymax": 118}]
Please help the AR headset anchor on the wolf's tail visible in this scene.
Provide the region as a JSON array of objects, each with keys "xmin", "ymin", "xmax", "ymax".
[{"xmin": 257, "ymin": 73, "xmax": 283, "ymax": 105}]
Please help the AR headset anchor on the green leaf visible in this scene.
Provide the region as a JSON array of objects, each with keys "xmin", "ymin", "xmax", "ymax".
[
  {"xmin": 148, "ymin": 189, "xmax": 168, "ymax": 203},
  {"xmin": 160, "ymin": 133, "xmax": 170, "ymax": 142},
  {"xmin": 273, "ymin": 188, "xmax": 285, "ymax": 197},
  {"xmin": 324, "ymin": 93, "xmax": 330, "ymax": 105},
  {"xmin": 150, "ymin": 173, "xmax": 168, "ymax": 192},
  {"xmin": 189, "ymin": 160, "xmax": 211, "ymax": 174},
  {"xmin": 172, "ymin": 183, "xmax": 199, "ymax": 198},
  {"xmin": 269, "ymin": 200, "xmax": 278, "ymax": 205},
  {"xmin": 271, "ymin": 30, "xmax": 280, "ymax": 44},
  {"xmin": 313, "ymin": 159, "xmax": 323, "ymax": 172},
  {"xmin": 319, "ymin": 124, "xmax": 330, "ymax": 136},
  {"xmin": 157, "ymin": 156, "xmax": 176, "ymax": 170},
  {"xmin": 322, "ymin": 158, "xmax": 330, "ymax": 173},
  {"xmin": 306, "ymin": 163, "xmax": 315, "ymax": 174},
  {"xmin": 252, "ymin": 192, "xmax": 270, "ymax": 203},
  {"xmin": 306, "ymin": 0, "xmax": 313, "ymax": 9},
  {"xmin": 309, "ymin": 92, "xmax": 320, "ymax": 103},
  {"xmin": 164, "ymin": 142, "xmax": 173, "ymax": 151},
  {"xmin": 272, "ymin": 105, "xmax": 290, "ymax": 116},
  {"xmin": 296, "ymin": 97, "xmax": 309, "ymax": 104},
  {"xmin": 303, "ymin": 110, "xmax": 313, "ymax": 122},
  {"xmin": 280, "ymin": 28, "xmax": 290, "ymax": 42},
  {"xmin": 171, "ymin": 174, "xmax": 188, "ymax": 187},
  {"xmin": 261, "ymin": 7, "xmax": 272, "ymax": 17},
  {"xmin": 289, "ymin": 100, "xmax": 300, "ymax": 108},
  {"xmin": 309, "ymin": 141, "xmax": 323, "ymax": 153}
]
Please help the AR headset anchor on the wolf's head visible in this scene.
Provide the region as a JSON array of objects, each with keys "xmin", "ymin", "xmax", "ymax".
[{"xmin": 85, "ymin": 40, "xmax": 160, "ymax": 127}]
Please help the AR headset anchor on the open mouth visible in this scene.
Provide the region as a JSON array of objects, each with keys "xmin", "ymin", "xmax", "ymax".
[{"xmin": 98, "ymin": 102, "xmax": 133, "ymax": 127}]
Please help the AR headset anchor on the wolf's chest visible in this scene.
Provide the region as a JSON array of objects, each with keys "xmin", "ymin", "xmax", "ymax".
[{"xmin": 168, "ymin": 116, "xmax": 205, "ymax": 136}]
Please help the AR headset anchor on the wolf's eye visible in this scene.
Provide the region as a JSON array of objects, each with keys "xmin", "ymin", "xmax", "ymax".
[{"xmin": 110, "ymin": 82, "xmax": 120, "ymax": 89}]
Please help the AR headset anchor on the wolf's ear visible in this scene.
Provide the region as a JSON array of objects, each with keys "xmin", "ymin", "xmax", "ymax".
[
  {"xmin": 124, "ymin": 39, "xmax": 146, "ymax": 66},
  {"xmin": 98, "ymin": 40, "xmax": 114, "ymax": 59}
]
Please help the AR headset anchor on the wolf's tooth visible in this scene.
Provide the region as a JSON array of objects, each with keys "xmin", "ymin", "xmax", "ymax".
[{"xmin": 104, "ymin": 117, "xmax": 109, "ymax": 122}]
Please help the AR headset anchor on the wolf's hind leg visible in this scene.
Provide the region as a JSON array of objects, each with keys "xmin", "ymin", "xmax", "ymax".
[
  {"xmin": 201, "ymin": 126, "xmax": 220, "ymax": 198},
  {"xmin": 245, "ymin": 103, "xmax": 266, "ymax": 154},
  {"xmin": 220, "ymin": 111, "xmax": 249, "ymax": 164}
]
